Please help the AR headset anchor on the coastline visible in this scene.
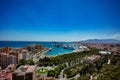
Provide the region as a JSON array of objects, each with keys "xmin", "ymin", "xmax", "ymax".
[
  {"xmin": 46, "ymin": 51, "xmax": 74, "ymax": 57},
  {"xmin": 32, "ymin": 48, "xmax": 52, "ymax": 62},
  {"xmin": 0, "ymin": 41, "xmax": 75, "ymax": 58},
  {"xmin": 39, "ymin": 48, "xmax": 52, "ymax": 56}
]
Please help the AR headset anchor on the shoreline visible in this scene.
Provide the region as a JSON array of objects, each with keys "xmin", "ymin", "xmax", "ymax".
[
  {"xmin": 32, "ymin": 48, "xmax": 52, "ymax": 62},
  {"xmin": 45, "ymin": 51, "xmax": 74, "ymax": 57},
  {"xmin": 38, "ymin": 48, "xmax": 52, "ymax": 57}
]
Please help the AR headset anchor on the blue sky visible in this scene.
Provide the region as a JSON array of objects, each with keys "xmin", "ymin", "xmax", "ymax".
[{"xmin": 0, "ymin": 0, "xmax": 120, "ymax": 41}]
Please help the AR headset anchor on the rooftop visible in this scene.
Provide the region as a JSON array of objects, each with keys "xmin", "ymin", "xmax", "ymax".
[{"xmin": 14, "ymin": 65, "xmax": 37, "ymax": 74}]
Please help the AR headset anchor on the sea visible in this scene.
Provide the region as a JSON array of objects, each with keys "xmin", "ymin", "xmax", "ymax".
[{"xmin": 0, "ymin": 41, "xmax": 73, "ymax": 56}]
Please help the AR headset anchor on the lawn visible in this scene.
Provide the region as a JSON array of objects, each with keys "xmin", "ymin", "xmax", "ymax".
[{"xmin": 36, "ymin": 68, "xmax": 48, "ymax": 74}]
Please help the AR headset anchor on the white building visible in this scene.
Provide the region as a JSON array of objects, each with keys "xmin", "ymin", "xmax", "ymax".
[
  {"xmin": 99, "ymin": 51, "xmax": 111, "ymax": 55},
  {"xmin": 73, "ymin": 46, "xmax": 89, "ymax": 52},
  {"xmin": 21, "ymin": 50, "xmax": 28, "ymax": 60}
]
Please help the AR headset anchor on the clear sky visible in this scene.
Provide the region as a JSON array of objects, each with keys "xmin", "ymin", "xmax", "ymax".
[{"xmin": 0, "ymin": 0, "xmax": 120, "ymax": 41}]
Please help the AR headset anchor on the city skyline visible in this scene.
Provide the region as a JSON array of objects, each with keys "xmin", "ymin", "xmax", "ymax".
[{"xmin": 0, "ymin": 0, "xmax": 120, "ymax": 41}]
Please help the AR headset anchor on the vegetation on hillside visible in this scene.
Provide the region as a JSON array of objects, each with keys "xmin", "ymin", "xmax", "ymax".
[
  {"xmin": 38, "ymin": 48, "xmax": 99, "ymax": 66},
  {"xmin": 47, "ymin": 64, "xmax": 66, "ymax": 78}
]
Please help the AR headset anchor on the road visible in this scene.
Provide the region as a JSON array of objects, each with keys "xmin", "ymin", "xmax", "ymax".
[{"xmin": 58, "ymin": 68, "xmax": 66, "ymax": 80}]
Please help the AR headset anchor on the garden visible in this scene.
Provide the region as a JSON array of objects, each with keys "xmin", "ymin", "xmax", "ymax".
[{"xmin": 36, "ymin": 68, "xmax": 48, "ymax": 74}]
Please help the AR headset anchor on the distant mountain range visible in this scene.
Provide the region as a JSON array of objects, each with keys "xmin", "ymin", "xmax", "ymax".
[{"xmin": 80, "ymin": 39, "xmax": 120, "ymax": 43}]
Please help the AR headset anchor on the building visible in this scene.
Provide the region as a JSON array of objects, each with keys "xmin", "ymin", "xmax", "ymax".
[
  {"xmin": 99, "ymin": 51, "xmax": 111, "ymax": 55},
  {"xmin": 12, "ymin": 65, "xmax": 37, "ymax": 80},
  {"xmin": 0, "ymin": 64, "xmax": 15, "ymax": 80},
  {"xmin": 0, "ymin": 47, "xmax": 12, "ymax": 53},
  {"xmin": 73, "ymin": 45, "xmax": 89, "ymax": 52},
  {"xmin": 81, "ymin": 55, "xmax": 101, "ymax": 64},
  {"xmin": 0, "ymin": 53, "xmax": 17, "ymax": 69},
  {"xmin": 37, "ymin": 76, "xmax": 55, "ymax": 80},
  {"xmin": 0, "ymin": 70, "xmax": 12, "ymax": 80},
  {"xmin": 34, "ymin": 44, "xmax": 42, "ymax": 50},
  {"xmin": 21, "ymin": 50, "xmax": 28, "ymax": 60},
  {"xmin": 8, "ymin": 55, "xmax": 17, "ymax": 65},
  {"xmin": 0, "ymin": 66, "xmax": 1, "ymax": 71},
  {"xmin": 0, "ymin": 53, "xmax": 7, "ymax": 69},
  {"xmin": 17, "ymin": 51, "xmax": 23, "ymax": 62}
]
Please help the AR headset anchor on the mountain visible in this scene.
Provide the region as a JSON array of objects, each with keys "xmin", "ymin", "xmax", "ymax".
[{"xmin": 80, "ymin": 39, "xmax": 120, "ymax": 43}]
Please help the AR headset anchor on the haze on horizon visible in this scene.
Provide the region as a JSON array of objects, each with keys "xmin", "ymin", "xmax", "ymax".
[{"xmin": 0, "ymin": 0, "xmax": 120, "ymax": 41}]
